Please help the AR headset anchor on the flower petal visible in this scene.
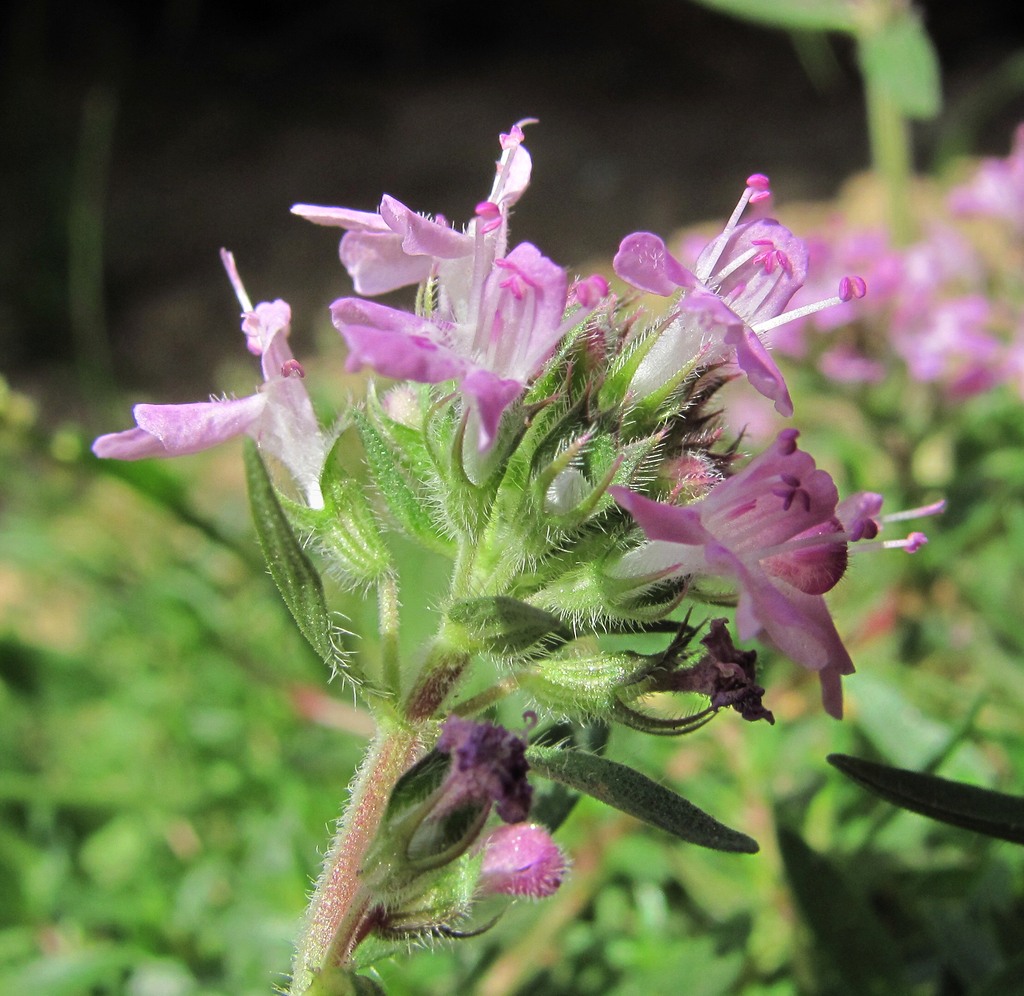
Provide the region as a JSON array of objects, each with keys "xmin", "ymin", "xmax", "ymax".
[
  {"xmin": 613, "ymin": 232, "xmax": 697, "ymax": 296},
  {"xmin": 339, "ymin": 230, "xmax": 433, "ymax": 295},
  {"xmin": 290, "ymin": 204, "xmax": 390, "ymax": 231},
  {"xmin": 379, "ymin": 194, "xmax": 474, "ymax": 259},
  {"xmin": 134, "ymin": 396, "xmax": 268, "ymax": 454},
  {"xmin": 610, "ymin": 487, "xmax": 709, "ymax": 545},
  {"xmin": 92, "ymin": 395, "xmax": 268, "ymax": 460},
  {"xmin": 723, "ymin": 323, "xmax": 794, "ymax": 416},
  {"xmin": 459, "ymin": 367, "xmax": 525, "ymax": 451},
  {"xmin": 331, "ymin": 297, "xmax": 469, "ymax": 383}
]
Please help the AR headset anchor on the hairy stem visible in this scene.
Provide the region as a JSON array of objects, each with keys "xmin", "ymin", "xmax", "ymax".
[{"xmin": 289, "ymin": 721, "xmax": 422, "ymax": 994}]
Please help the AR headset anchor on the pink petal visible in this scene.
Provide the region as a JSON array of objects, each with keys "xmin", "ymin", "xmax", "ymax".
[
  {"xmin": 613, "ymin": 232, "xmax": 697, "ymax": 296},
  {"xmin": 133, "ymin": 395, "xmax": 268, "ymax": 455},
  {"xmin": 723, "ymin": 324, "xmax": 794, "ymax": 416},
  {"xmin": 609, "ymin": 487, "xmax": 709, "ymax": 545},
  {"xmin": 339, "ymin": 230, "xmax": 433, "ymax": 296},
  {"xmin": 290, "ymin": 204, "xmax": 390, "ymax": 231},
  {"xmin": 331, "ymin": 298, "xmax": 468, "ymax": 382},
  {"xmin": 459, "ymin": 368, "xmax": 525, "ymax": 450},
  {"xmin": 92, "ymin": 426, "xmax": 173, "ymax": 460},
  {"xmin": 379, "ymin": 195, "xmax": 474, "ymax": 259}
]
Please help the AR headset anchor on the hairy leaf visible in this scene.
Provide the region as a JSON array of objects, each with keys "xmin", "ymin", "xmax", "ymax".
[
  {"xmin": 244, "ymin": 442, "xmax": 338, "ymax": 668},
  {"xmin": 526, "ymin": 746, "xmax": 757, "ymax": 852}
]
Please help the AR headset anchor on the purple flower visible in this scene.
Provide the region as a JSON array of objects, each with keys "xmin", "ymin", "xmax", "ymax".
[
  {"xmin": 478, "ymin": 823, "xmax": 566, "ymax": 899},
  {"xmin": 610, "ymin": 429, "xmax": 855, "ymax": 717},
  {"xmin": 613, "ymin": 176, "xmax": 868, "ymax": 416},
  {"xmin": 949, "ymin": 122, "xmax": 1024, "ymax": 232},
  {"xmin": 92, "ymin": 251, "xmax": 329, "ymax": 508},
  {"xmin": 292, "ymin": 121, "xmax": 533, "ymax": 296},
  {"xmin": 331, "ymin": 240, "xmax": 586, "ymax": 449},
  {"xmin": 435, "ymin": 715, "xmax": 532, "ymax": 824},
  {"xmin": 296, "ymin": 122, "xmax": 601, "ymax": 450},
  {"xmin": 659, "ymin": 618, "xmax": 775, "ymax": 724}
]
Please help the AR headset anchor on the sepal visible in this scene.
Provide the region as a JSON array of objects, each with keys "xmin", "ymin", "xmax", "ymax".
[
  {"xmin": 282, "ymin": 471, "xmax": 393, "ymax": 589},
  {"xmin": 447, "ymin": 596, "xmax": 573, "ymax": 657},
  {"xmin": 353, "ymin": 408, "xmax": 454, "ymax": 555},
  {"xmin": 518, "ymin": 649, "xmax": 645, "ymax": 721}
]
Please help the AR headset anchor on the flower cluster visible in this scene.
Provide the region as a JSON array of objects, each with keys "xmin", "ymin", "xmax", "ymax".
[
  {"xmin": 760, "ymin": 122, "xmax": 1024, "ymax": 401},
  {"xmin": 91, "ymin": 121, "xmax": 941, "ymax": 991}
]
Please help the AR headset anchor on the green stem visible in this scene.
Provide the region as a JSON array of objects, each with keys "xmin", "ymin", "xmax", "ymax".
[
  {"xmin": 453, "ymin": 675, "xmax": 522, "ymax": 717},
  {"xmin": 862, "ymin": 50, "xmax": 915, "ymax": 246},
  {"xmin": 289, "ymin": 721, "xmax": 422, "ymax": 995}
]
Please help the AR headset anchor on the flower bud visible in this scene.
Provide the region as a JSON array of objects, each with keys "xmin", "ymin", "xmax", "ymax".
[{"xmin": 478, "ymin": 823, "xmax": 567, "ymax": 899}]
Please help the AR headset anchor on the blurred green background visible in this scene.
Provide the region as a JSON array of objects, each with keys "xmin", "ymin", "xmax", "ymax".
[{"xmin": 4, "ymin": 2, "xmax": 1024, "ymax": 993}]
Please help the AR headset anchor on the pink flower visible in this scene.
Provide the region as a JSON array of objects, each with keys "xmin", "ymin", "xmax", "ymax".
[
  {"xmin": 612, "ymin": 176, "xmax": 867, "ymax": 417},
  {"xmin": 949, "ymin": 122, "xmax": 1024, "ymax": 232},
  {"xmin": 610, "ymin": 429, "xmax": 855, "ymax": 717},
  {"xmin": 478, "ymin": 823, "xmax": 567, "ymax": 899},
  {"xmin": 292, "ymin": 121, "xmax": 533, "ymax": 295},
  {"xmin": 331, "ymin": 240, "xmax": 589, "ymax": 450},
  {"xmin": 296, "ymin": 121, "xmax": 602, "ymax": 450},
  {"xmin": 92, "ymin": 251, "xmax": 329, "ymax": 508}
]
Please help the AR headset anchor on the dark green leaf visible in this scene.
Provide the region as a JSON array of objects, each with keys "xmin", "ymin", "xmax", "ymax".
[
  {"xmin": 243, "ymin": 442, "xmax": 337, "ymax": 667},
  {"xmin": 776, "ymin": 824, "xmax": 906, "ymax": 995},
  {"xmin": 526, "ymin": 745, "xmax": 757, "ymax": 852},
  {"xmin": 828, "ymin": 753, "xmax": 1024, "ymax": 845}
]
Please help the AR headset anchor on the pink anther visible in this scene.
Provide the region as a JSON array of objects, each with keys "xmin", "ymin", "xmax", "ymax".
[
  {"xmin": 281, "ymin": 359, "xmax": 306, "ymax": 378},
  {"xmin": 838, "ymin": 275, "xmax": 868, "ymax": 302}
]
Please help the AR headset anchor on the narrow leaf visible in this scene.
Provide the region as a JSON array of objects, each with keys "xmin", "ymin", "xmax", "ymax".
[
  {"xmin": 526, "ymin": 745, "xmax": 757, "ymax": 852},
  {"xmin": 244, "ymin": 442, "xmax": 338, "ymax": 667},
  {"xmin": 777, "ymin": 824, "xmax": 907, "ymax": 995},
  {"xmin": 828, "ymin": 753, "xmax": 1024, "ymax": 845}
]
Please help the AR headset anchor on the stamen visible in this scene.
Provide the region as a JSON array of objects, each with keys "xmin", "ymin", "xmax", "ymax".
[
  {"xmin": 849, "ymin": 532, "xmax": 930, "ymax": 555},
  {"xmin": 699, "ymin": 175, "xmax": 775, "ymax": 282},
  {"xmin": 753, "ymin": 277, "xmax": 869, "ymax": 334},
  {"xmin": 281, "ymin": 359, "xmax": 306, "ymax": 378},
  {"xmin": 219, "ymin": 248, "xmax": 254, "ymax": 313},
  {"xmin": 886, "ymin": 532, "xmax": 928, "ymax": 553},
  {"xmin": 712, "ymin": 245, "xmax": 759, "ymax": 283},
  {"xmin": 880, "ymin": 499, "xmax": 946, "ymax": 522},
  {"xmin": 475, "ymin": 200, "xmax": 502, "ymax": 234}
]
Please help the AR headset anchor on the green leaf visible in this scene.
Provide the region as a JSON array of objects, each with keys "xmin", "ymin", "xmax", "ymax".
[
  {"xmin": 243, "ymin": 442, "xmax": 339, "ymax": 669},
  {"xmin": 858, "ymin": 15, "xmax": 942, "ymax": 119},
  {"xmin": 526, "ymin": 745, "xmax": 757, "ymax": 852},
  {"xmin": 776, "ymin": 824, "xmax": 907, "ymax": 995},
  {"xmin": 684, "ymin": 0, "xmax": 856, "ymax": 33},
  {"xmin": 447, "ymin": 596, "xmax": 573, "ymax": 655},
  {"xmin": 828, "ymin": 753, "xmax": 1024, "ymax": 845}
]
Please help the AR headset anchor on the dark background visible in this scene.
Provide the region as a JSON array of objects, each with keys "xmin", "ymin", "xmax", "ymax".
[{"xmin": 2, "ymin": 0, "xmax": 1022, "ymax": 420}]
